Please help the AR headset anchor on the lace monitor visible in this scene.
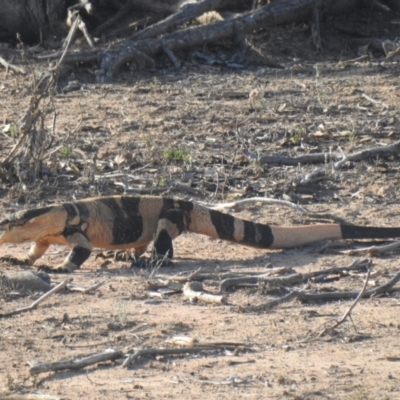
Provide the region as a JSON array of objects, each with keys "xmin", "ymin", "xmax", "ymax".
[{"xmin": 0, "ymin": 195, "xmax": 399, "ymax": 273}]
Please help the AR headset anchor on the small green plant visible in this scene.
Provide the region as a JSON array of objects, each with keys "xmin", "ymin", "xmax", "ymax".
[
  {"xmin": 2, "ymin": 123, "xmax": 18, "ymax": 139},
  {"xmin": 157, "ymin": 177, "xmax": 167, "ymax": 186},
  {"xmin": 344, "ymin": 119, "xmax": 357, "ymax": 144},
  {"xmin": 150, "ymin": 77, "xmax": 160, "ymax": 90},
  {"xmin": 143, "ymin": 134, "xmax": 152, "ymax": 148},
  {"xmin": 9, "ymin": 124, "xmax": 17, "ymax": 139},
  {"xmin": 163, "ymin": 148, "xmax": 190, "ymax": 163},
  {"xmin": 60, "ymin": 146, "xmax": 73, "ymax": 157},
  {"xmin": 290, "ymin": 126, "xmax": 306, "ymax": 145}
]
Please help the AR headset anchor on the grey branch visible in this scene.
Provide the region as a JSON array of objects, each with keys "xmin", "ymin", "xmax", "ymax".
[
  {"xmin": 220, "ymin": 259, "xmax": 371, "ymax": 292},
  {"xmin": 29, "ymin": 350, "xmax": 124, "ymax": 375},
  {"xmin": 240, "ymin": 264, "xmax": 400, "ymax": 313},
  {"xmin": 0, "ymin": 278, "xmax": 71, "ymax": 318}
]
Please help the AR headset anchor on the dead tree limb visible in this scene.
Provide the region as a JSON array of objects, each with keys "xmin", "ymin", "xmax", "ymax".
[
  {"xmin": 123, "ymin": 345, "xmax": 240, "ymax": 368},
  {"xmin": 0, "ymin": 56, "xmax": 27, "ymax": 75},
  {"xmin": 220, "ymin": 259, "xmax": 371, "ymax": 292},
  {"xmin": 256, "ymin": 140, "xmax": 400, "ymax": 168},
  {"xmin": 133, "ymin": 0, "xmax": 227, "ymax": 40},
  {"xmin": 240, "ymin": 267, "xmax": 400, "ymax": 313},
  {"xmin": 53, "ymin": 0, "xmax": 316, "ymax": 78},
  {"xmin": 29, "ymin": 350, "xmax": 124, "ymax": 375},
  {"xmin": 333, "ymin": 140, "xmax": 400, "ymax": 169},
  {"xmin": 339, "ymin": 240, "xmax": 400, "ymax": 256}
]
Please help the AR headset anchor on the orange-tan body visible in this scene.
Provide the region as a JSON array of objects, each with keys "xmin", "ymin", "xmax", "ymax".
[{"xmin": 0, "ymin": 195, "xmax": 398, "ymax": 273}]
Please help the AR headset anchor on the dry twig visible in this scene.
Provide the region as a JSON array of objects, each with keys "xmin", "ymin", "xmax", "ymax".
[
  {"xmin": 123, "ymin": 344, "xmax": 241, "ymax": 368},
  {"xmin": 339, "ymin": 240, "xmax": 400, "ymax": 256},
  {"xmin": 220, "ymin": 259, "xmax": 371, "ymax": 292},
  {"xmin": 67, "ymin": 279, "xmax": 108, "ymax": 293},
  {"xmin": 240, "ymin": 266, "xmax": 400, "ymax": 313},
  {"xmin": 0, "ymin": 278, "xmax": 71, "ymax": 318},
  {"xmin": 29, "ymin": 350, "xmax": 124, "ymax": 375},
  {"xmin": 314, "ymin": 269, "xmax": 372, "ymax": 338},
  {"xmin": 183, "ymin": 281, "xmax": 227, "ymax": 305}
]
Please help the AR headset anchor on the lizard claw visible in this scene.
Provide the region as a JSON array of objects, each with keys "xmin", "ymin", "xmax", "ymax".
[
  {"xmin": 37, "ymin": 265, "xmax": 70, "ymax": 274},
  {"xmin": 0, "ymin": 255, "xmax": 31, "ymax": 266}
]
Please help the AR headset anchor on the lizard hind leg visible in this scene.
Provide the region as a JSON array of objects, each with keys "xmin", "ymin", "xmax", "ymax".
[
  {"xmin": 153, "ymin": 209, "xmax": 187, "ymax": 263},
  {"xmin": 38, "ymin": 232, "xmax": 92, "ymax": 274}
]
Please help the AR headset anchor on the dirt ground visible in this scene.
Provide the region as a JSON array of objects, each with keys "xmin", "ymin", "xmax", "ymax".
[{"xmin": 1, "ymin": 8, "xmax": 400, "ymax": 400}]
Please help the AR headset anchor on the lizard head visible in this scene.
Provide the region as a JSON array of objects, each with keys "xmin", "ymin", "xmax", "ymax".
[
  {"xmin": 0, "ymin": 212, "xmax": 36, "ymax": 244},
  {"xmin": 0, "ymin": 207, "xmax": 57, "ymax": 245}
]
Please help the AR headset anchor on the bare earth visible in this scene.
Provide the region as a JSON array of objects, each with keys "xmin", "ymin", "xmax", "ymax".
[{"xmin": 1, "ymin": 10, "xmax": 400, "ymax": 400}]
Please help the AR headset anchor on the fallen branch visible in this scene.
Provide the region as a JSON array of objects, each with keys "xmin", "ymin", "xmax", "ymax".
[
  {"xmin": 253, "ymin": 140, "xmax": 400, "ymax": 169},
  {"xmin": 165, "ymin": 336, "xmax": 247, "ymax": 348},
  {"xmin": 183, "ymin": 281, "xmax": 227, "ymax": 304},
  {"xmin": 333, "ymin": 140, "xmax": 400, "ymax": 169},
  {"xmin": 189, "ymin": 375, "xmax": 253, "ymax": 386},
  {"xmin": 53, "ymin": 0, "xmax": 316, "ymax": 79},
  {"xmin": 0, "ymin": 56, "xmax": 27, "ymax": 75},
  {"xmin": 29, "ymin": 350, "xmax": 124, "ymax": 375},
  {"xmin": 123, "ymin": 345, "xmax": 239, "ymax": 368},
  {"xmin": 339, "ymin": 240, "xmax": 400, "ymax": 256},
  {"xmin": 198, "ymin": 197, "xmax": 351, "ymax": 225},
  {"xmin": 220, "ymin": 259, "xmax": 371, "ymax": 292},
  {"xmin": 0, "ymin": 278, "xmax": 72, "ymax": 318},
  {"xmin": 133, "ymin": 0, "xmax": 226, "ymax": 41},
  {"xmin": 240, "ymin": 267, "xmax": 400, "ymax": 313},
  {"xmin": 67, "ymin": 279, "xmax": 107, "ymax": 293}
]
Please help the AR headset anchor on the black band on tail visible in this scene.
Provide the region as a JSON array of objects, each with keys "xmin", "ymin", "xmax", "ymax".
[{"xmin": 341, "ymin": 225, "xmax": 400, "ymax": 240}]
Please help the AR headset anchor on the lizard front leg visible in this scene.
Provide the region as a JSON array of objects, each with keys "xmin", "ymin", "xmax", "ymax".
[{"xmin": 38, "ymin": 232, "xmax": 92, "ymax": 273}]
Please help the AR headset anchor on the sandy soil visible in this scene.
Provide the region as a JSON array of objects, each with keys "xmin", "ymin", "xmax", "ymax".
[{"xmin": 1, "ymin": 7, "xmax": 400, "ymax": 400}]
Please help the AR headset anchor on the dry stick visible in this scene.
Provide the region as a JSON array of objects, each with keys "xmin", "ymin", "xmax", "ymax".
[
  {"xmin": 240, "ymin": 267, "xmax": 400, "ymax": 313},
  {"xmin": 123, "ymin": 345, "xmax": 239, "ymax": 368},
  {"xmin": 361, "ymin": 92, "xmax": 388, "ymax": 109},
  {"xmin": 198, "ymin": 197, "xmax": 350, "ymax": 225},
  {"xmin": 56, "ymin": 0, "xmax": 316, "ymax": 71},
  {"xmin": 183, "ymin": 282, "xmax": 227, "ymax": 305},
  {"xmin": 67, "ymin": 279, "xmax": 108, "ymax": 293},
  {"xmin": 333, "ymin": 139, "xmax": 400, "ymax": 169},
  {"xmin": 189, "ymin": 376, "xmax": 252, "ymax": 385},
  {"xmin": 255, "ymin": 140, "xmax": 400, "ymax": 168},
  {"xmin": 166, "ymin": 336, "xmax": 247, "ymax": 347},
  {"xmin": 0, "ymin": 56, "xmax": 27, "ymax": 75},
  {"xmin": 0, "ymin": 278, "xmax": 72, "ymax": 318},
  {"xmin": 315, "ymin": 269, "xmax": 372, "ymax": 338},
  {"xmin": 132, "ymin": 0, "xmax": 226, "ymax": 41},
  {"xmin": 339, "ymin": 240, "xmax": 400, "ymax": 256},
  {"xmin": 29, "ymin": 350, "xmax": 124, "ymax": 376},
  {"xmin": 159, "ymin": 267, "xmax": 203, "ymax": 283},
  {"xmin": 220, "ymin": 259, "xmax": 371, "ymax": 292}
]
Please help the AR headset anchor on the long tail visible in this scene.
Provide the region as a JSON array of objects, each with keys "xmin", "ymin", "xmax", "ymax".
[{"xmin": 187, "ymin": 205, "xmax": 400, "ymax": 249}]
